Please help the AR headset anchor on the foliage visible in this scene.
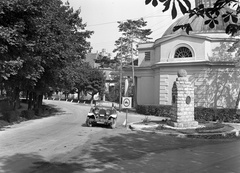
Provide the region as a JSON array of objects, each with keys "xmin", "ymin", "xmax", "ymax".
[
  {"xmin": 74, "ymin": 62, "xmax": 93, "ymax": 94},
  {"xmin": 105, "ymin": 87, "xmax": 119, "ymax": 102},
  {"xmin": 95, "ymin": 54, "xmax": 120, "ymax": 69},
  {"xmin": 86, "ymin": 68, "xmax": 106, "ymax": 100},
  {"xmin": 145, "ymin": 0, "xmax": 240, "ymax": 36},
  {"xmin": 0, "ymin": 0, "xmax": 93, "ymax": 110},
  {"xmin": 113, "ymin": 19, "xmax": 152, "ymax": 107},
  {"xmin": 137, "ymin": 104, "xmax": 240, "ymax": 122},
  {"xmin": 194, "ymin": 107, "xmax": 240, "ymax": 122},
  {"xmin": 57, "ymin": 60, "xmax": 106, "ymax": 101},
  {"xmin": 142, "ymin": 116, "xmax": 151, "ymax": 124},
  {"xmin": 136, "ymin": 105, "xmax": 172, "ymax": 117},
  {"xmin": 2, "ymin": 110, "xmax": 20, "ymax": 123},
  {"xmin": 20, "ymin": 110, "xmax": 35, "ymax": 120},
  {"xmin": 210, "ymin": 42, "xmax": 236, "ymax": 62},
  {"xmin": 113, "ymin": 18, "xmax": 152, "ymax": 66}
]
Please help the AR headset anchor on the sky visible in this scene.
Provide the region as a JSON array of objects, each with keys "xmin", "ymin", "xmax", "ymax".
[{"xmin": 63, "ymin": 0, "xmax": 194, "ymax": 56}]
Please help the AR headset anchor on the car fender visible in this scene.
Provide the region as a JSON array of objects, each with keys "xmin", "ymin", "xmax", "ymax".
[
  {"xmin": 87, "ymin": 113, "xmax": 95, "ymax": 119},
  {"xmin": 109, "ymin": 114, "xmax": 117, "ymax": 119}
]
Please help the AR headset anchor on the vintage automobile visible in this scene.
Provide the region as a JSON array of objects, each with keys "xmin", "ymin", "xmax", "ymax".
[{"xmin": 86, "ymin": 104, "xmax": 118, "ymax": 128}]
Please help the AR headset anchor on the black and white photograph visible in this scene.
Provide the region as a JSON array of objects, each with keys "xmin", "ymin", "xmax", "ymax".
[{"xmin": 1, "ymin": 0, "xmax": 240, "ymax": 172}]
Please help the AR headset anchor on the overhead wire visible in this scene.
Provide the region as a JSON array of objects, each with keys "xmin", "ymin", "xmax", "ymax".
[
  {"xmin": 87, "ymin": 14, "xmax": 171, "ymax": 27},
  {"xmin": 87, "ymin": 11, "xmax": 172, "ymax": 52}
]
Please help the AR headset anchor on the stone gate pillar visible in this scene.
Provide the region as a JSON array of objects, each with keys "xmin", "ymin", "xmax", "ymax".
[{"xmin": 169, "ymin": 69, "xmax": 198, "ymax": 128}]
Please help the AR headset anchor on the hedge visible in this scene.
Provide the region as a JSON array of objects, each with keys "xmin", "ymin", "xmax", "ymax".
[
  {"xmin": 136, "ymin": 105, "xmax": 172, "ymax": 117},
  {"xmin": 20, "ymin": 110, "xmax": 35, "ymax": 120},
  {"xmin": 194, "ymin": 107, "xmax": 240, "ymax": 122},
  {"xmin": 2, "ymin": 110, "xmax": 20, "ymax": 123},
  {"xmin": 136, "ymin": 105, "xmax": 240, "ymax": 123}
]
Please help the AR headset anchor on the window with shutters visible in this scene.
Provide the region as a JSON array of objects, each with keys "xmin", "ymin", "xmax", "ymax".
[{"xmin": 145, "ymin": 52, "xmax": 150, "ymax": 61}]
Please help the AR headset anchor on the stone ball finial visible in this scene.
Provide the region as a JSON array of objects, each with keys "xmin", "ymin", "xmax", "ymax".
[{"xmin": 177, "ymin": 69, "xmax": 187, "ymax": 77}]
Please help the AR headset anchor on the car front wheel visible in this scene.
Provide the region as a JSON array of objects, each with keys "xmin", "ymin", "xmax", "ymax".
[
  {"xmin": 110, "ymin": 118, "xmax": 117, "ymax": 129},
  {"xmin": 86, "ymin": 117, "xmax": 94, "ymax": 127}
]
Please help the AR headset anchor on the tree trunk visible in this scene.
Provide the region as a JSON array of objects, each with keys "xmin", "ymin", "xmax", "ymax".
[
  {"xmin": 26, "ymin": 90, "xmax": 29, "ymax": 100},
  {"xmin": 36, "ymin": 94, "xmax": 43, "ymax": 116},
  {"xmin": 235, "ymin": 90, "xmax": 240, "ymax": 115},
  {"xmin": 28, "ymin": 92, "xmax": 33, "ymax": 110},
  {"xmin": 33, "ymin": 92, "xmax": 37, "ymax": 109},
  {"xmin": 90, "ymin": 93, "xmax": 95, "ymax": 106},
  {"xmin": 13, "ymin": 87, "xmax": 20, "ymax": 110},
  {"xmin": 77, "ymin": 90, "xmax": 80, "ymax": 100}
]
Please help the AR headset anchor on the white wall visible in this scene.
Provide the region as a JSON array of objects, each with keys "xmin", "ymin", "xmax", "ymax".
[
  {"xmin": 160, "ymin": 36, "xmax": 205, "ymax": 62},
  {"xmin": 137, "ymin": 76, "xmax": 154, "ymax": 105}
]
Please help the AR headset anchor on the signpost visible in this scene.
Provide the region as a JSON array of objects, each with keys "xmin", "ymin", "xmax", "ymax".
[{"xmin": 122, "ymin": 97, "xmax": 132, "ymax": 127}]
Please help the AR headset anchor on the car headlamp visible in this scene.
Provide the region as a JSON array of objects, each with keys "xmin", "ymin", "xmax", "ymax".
[
  {"xmin": 106, "ymin": 109, "xmax": 111, "ymax": 116},
  {"xmin": 94, "ymin": 109, "xmax": 99, "ymax": 114}
]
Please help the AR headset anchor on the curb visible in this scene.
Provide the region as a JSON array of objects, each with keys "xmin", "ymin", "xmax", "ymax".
[{"xmin": 129, "ymin": 122, "xmax": 240, "ymax": 138}]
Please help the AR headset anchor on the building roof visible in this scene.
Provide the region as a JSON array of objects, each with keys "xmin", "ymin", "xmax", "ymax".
[{"xmin": 162, "ymin": 8, "xmax": 235, "ymax": 37}]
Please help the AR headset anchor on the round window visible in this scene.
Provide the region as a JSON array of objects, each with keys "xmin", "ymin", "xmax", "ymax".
[{"xmin": 174, "ymin": 47, "xmax": 192, "ymax": 58}]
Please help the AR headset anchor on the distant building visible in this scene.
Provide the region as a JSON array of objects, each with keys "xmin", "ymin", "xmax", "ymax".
[
  {"xmin": 85, "ymin": 49, "xmax": 116, "ymax": 101},
  {"xmin": 85, "ymin": 52, "xmax": 98, "ymax": 68}
]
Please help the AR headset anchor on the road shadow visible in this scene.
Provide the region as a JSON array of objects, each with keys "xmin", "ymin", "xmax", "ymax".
[
  {"xmin": 1, "ymin": 132, "xmax": 239, "ymax": 173},
  {"xmin": 0, "ymin": 153, "xmax": 45, "ymax": 173},
  {"xmin": 0, "ymin": 153, "xmax": 85, "ymax": 173},
  {"xmin": 81, "ymin": 123, "xmax": 114, "ymax": 129},
  {"xmin": 74, "ymin": 130, "xmax": 240, "ymax": 172},
  {"xmin": 0, "ymin": 102, "xmax": 71, "ymax": 131}
]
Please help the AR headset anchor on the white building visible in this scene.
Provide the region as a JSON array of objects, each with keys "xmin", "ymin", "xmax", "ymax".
[{"xmin": 123, "ymin": 5, "xmax": 240, "ymax": 109}]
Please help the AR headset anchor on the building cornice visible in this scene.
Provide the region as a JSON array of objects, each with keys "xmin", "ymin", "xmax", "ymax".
[
  {"xmin": 123, "ymin": 61, "xmax": 236, "ymax": 73},
  {"xmin": 152, "ymin": 60, "xmax": 236, "ymax": 68},
  {"xmin": 138, "ymin": 34, "xmax": 238, "ymax": 50}
]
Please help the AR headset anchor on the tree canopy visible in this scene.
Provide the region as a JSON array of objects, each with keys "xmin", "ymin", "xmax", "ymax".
[
  {"xmin": 0, "ymin": 0, "xmax": 93, "ymax": 110},
  {"xmin": 113, "ymin": 18, "xmax": 152, "ymax": 66}
]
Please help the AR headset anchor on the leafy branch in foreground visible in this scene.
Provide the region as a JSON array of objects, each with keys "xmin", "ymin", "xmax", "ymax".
[{"xmin": 145, "ymin": 0, "xmax": 240, "ymax": 36}]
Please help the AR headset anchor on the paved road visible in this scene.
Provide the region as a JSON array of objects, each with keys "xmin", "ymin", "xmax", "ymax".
[
  {"xmin": 0, "ymin": 100, "xmax": 103, "ymax": 173},
  {"xmin": 0, "ymin": 100, "xmax": 240, "ymax": 173},
  {"xmin": 0, "ymin": 100, "xmax": 146, "ymax": 173}
]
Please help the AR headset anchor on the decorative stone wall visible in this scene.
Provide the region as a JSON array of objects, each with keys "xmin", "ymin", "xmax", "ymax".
[{"xmin": 169, "ymin": 69, "xmax": 198, "ymax": 128}]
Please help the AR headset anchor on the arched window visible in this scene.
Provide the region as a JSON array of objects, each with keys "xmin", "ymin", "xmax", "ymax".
[{"xmin": 174, "ymin": 47, "xmax": 193, "ymax": 58}]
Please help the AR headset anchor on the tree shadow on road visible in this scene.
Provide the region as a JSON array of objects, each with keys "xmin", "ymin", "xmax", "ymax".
[
  {"xmin": 0, "ymin": 153, "xmax": 45, "ymax": 173},
  {"xmin": 76, "ymin": 130, "xmax": 239, "ymax": 172},
  {"xmin": 0, "ymin": 153, "xmax": 85, "ymax": 173},
  {"xmin": 1, "ymin": 131, "xmax": 238, "ymax": 173}
]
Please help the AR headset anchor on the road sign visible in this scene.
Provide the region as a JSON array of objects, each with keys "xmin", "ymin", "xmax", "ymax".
[{"xmin": 122, "ymin": 97, "xmax": 132, "ymax": 109}]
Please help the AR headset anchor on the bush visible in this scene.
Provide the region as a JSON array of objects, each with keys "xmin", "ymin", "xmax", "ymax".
[
  {"xmin": 0, "ymin": 99, "xmax": 12, "ymax": 112},
  {"xmin": 2, "ymin": 110, "xmax": 20, "ymax": 123},
  {"xmin": 194, "ymin": 107, "xmax": 238, "ymax": 122},
  {"xmin": 20, "ymin": 110, "xmax": 35, "ymax": 120},
  {"xmin": 136, "ymin": 105, "xmax": 240, "ymax": 123},
  {"xmin": 136, "ymin": 105, "xmax": 172, "ymax": 117},
  {"xmin": 194, "ymin": 107, "xmax": 216, "ymax": 121},
  {"xmin": 105, "ymin": 91, "xmax": 119, "ymax": 103}
]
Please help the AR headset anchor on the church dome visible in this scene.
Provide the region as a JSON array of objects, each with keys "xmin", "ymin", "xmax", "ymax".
[{"xmin": 162, "ymin": 8, "xmax": 235, "ymax": 37}]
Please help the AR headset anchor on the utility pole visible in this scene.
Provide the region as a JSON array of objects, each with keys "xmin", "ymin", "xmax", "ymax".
[
  {"xmin": 131, "ymin": 35, "xmax": 135, "ymax": 107},
  {"xmin": 119, "ymin": 36, "xmax": 123, "ymax": 110},
  {"xmin": 130, "ymin": 24, "xmax": 136, "ymax": 108}
]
